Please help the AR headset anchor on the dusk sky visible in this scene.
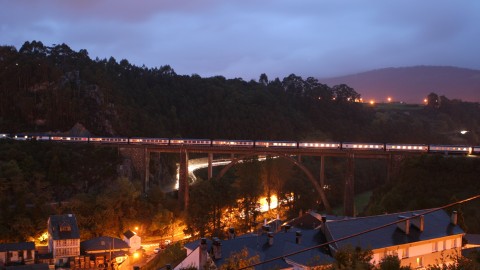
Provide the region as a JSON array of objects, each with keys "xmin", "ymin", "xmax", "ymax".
[{"xmin": 2, "ymin": 0, "xmax": 480, "ymax": 81}]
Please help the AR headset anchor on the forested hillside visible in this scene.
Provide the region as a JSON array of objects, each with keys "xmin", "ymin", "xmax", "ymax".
[
  {"xmin": 1, "ymin": 41, "xmax": 479, "ymax": 144},
  {"xmin": 1, "ymin": 41, "xmax": 480, "ymax": 242},
  {"xmin": 364, "ymin": 155, "xmax": 480, "ymax": 233}
]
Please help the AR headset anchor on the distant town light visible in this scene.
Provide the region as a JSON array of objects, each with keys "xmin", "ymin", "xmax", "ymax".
[
  {"xmin": 460, "ymin": 130, "xmax": 468, "ymax": 135},
  {"xmin": 423, "ymin": 98, "xmax": 428, "ymax": 104},
  {"xmin": 387, "ymin": 97, "xmax": 392, "ymax": 102},
  {"xmin": 369, "ymin": 100, "xmax": 375, "ymax": 105}
]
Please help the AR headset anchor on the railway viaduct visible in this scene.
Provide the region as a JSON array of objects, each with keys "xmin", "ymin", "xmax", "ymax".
[{"xmin": 120, "ymin": 145, "xmax": 407, "ymax": 217}]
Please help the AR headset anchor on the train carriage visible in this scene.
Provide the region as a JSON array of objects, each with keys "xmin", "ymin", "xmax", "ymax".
[
  {"xmin": 32, "ymin": 135, "xmax": 51, "ymax": 141},
  {"xmin": 342, "ymin": 142, "xmax": 385, "ymax": 150},
  {"xmin": 429, "ymin": 145, "xmax": 472, "ymax": 154},
  {"xmin": 170, "ymin": 138, "xmax": 212, "ymax": 146},
  {"xmin": 255, "ymin": 141, "xmax": 298, "ymax": 148},
  {"xmin": 89, "ymin": 137, "xmax": 129, "ymax": 144},
  {"xmin": 385, "ymin": 144, "xmax": 428, "ymax": 152},
  {"xmin": 13, "ymin": 135, "xmax": 31, "ymax": 141},
  {"xmin": 298, "ymin": 142, "xmax": 341, "ymax": 149},
  {"xmin": 212, "ymin": 140, "xmax": 254, "ymax": 147},
  {"xmin": 129, "ymin": 137, "xmax": 169, "ymax": 145},
  {"xmin": 51, "ymin": 136, "xmax": 89, "ymax": 142}
]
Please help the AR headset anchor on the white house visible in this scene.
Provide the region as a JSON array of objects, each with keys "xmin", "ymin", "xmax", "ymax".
[
  {"xmin": 122, "ymin": 230, "xmax": 141, "ymax": 253},
  {"xmin": 47, "ymin": 214, "xmax": 80, "ymax": 266},
  {"xmin": 0, "ymin": 242, "xmax": 35, "ymax": 266},
  {"xmin": 325, "ymin": 209, "xmax": 464, "ymax": 269}
]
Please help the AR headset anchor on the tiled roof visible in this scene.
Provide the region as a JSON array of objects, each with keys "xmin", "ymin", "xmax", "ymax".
[
  {"xmin": 48, "ymin": 214, "xmax": 80, "ymax": 240},
  {"xmin": 81, "ymin": 236, "xmax": 130, "ymax": 252},
  {"xmin": 325, "ymin": 209, "xmax": 464, "ymax": 251},
  {"xmin": 184, "ymin": 229, "xmax": 333, "ymax": 269},
  {"xmin": 0, "ymin": 242, "xmax": 35, "ymax": 252}
]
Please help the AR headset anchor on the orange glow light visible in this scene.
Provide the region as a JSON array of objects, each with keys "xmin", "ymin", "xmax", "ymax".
[
  {"xmin": 369, "ymin": 100, "xmax": 375, "ymax": 105},
  {"xmin": 387, "ymin": 97, "xmax": 392, "ymax": 102},
  {"xmin": 423, "ymin": 98, "xmax": 428, "ymax": 103}
]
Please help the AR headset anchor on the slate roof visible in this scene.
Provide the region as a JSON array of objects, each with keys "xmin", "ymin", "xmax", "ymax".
[
  {"xmin": 123, "ymin": 230, "xmax": 136, "ymax": 239},
  {"xmin": 81, "ymin": 236, "xmax": 130, "ymax": 252},
  {"xmin": 325, "ymin": 209, "xmax": 464, "ymax": 251},
  {"xmin": 0, "ymin": 242, "xmax": 35, "ymax": 252},
  {"xmin": 48, "ymin": 214, "xmax": 80, "ymax": 240},
  {"xmin": 184, "ymin": 229, "xmax": 333, "ymax": 269},
  {"xmin": 284, "ymin": 211, "xmax": 323, "ymax": 230}
]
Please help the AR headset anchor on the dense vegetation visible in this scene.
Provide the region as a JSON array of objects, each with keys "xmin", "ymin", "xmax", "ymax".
[
  {"xmin": 364, "ymin": 155, "xmax": 480, "ymax": 233},
  {"xmin": 0, "ymin": 41, "xmax": 479, "ymax": 243},
  {"xmin": 1, "ymin": 41, "xmax": 479, "ymax": 143}
]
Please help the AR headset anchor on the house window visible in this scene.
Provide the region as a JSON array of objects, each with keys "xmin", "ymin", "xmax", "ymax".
[
  {"xmin": 416, "ymin": 257, "xmax": 423, "ymax": 267},
  {"xmin": 59, "ymin": 224, "xmax": 71, "ymax": 232},
  {"xmin": 403, "ymin": 247, "xmax": 409, "ymax": 258},
  {"xmin": 432, "ymin": 242, "xmax": 438, "ymax": 252}
]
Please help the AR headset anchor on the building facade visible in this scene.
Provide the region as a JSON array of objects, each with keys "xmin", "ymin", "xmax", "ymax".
[
  {"xmin": 325, "ymin": 209, "xmax": 464, "ymax": 269},
  {"xmin": 47, "ymin": 214, "xmax": 80, "ymax": 266}
]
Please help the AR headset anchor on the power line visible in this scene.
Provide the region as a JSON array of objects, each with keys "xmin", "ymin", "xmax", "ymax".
[{"xmin": 239, "ymin": 194, "xmax": 480, "ymax": 270}]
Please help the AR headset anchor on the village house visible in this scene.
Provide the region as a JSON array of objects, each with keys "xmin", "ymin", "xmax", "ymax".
[
  {"xmin": 325, "ymin": 209, "xmax": 464, "ymax": 269},
  {"xmin": 47, "ymin": 214, "xmax": 80, "ymax": 267},
  {"xmin": 0, "ymin": 242, "xmax": 35, "ymax": 267},
  {"xmin": 175, "ymin": 226, "xmax": 333, "ymax": 270},
  {"xmin": 122, "ymin": 230, "xmax": 141, "ymax": 253},
  {"xmin": 80, "ymin": 236, "xmax": 130, "ymax": 268}
]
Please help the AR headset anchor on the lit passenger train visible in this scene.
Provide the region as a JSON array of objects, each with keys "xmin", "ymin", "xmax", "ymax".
[
  {"xmin": 1, "ymin": 133, "xmax": 479, "ymax": 155},
  {"xmin": 212, "ymin": 140, "xmax": 254, "ymax": 147},
  {"xmin": 385, "ymin": 144, "xmax": 428, "ymax": 152}
]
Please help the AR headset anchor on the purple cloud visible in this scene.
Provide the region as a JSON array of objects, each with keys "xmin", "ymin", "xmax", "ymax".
[{"xmin": 1, "ymin": 0, "xmax": 479, "ymax": 80}]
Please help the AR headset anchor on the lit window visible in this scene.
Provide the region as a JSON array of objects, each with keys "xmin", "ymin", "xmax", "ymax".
[{"xmin": 416, "ymin": 257, "xmax": 423, "ymax": 267}]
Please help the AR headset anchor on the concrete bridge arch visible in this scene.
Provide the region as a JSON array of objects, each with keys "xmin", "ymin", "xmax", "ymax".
[{"xmin": 213, "ymin": 153, "xmax": 332, "ymax": 214}]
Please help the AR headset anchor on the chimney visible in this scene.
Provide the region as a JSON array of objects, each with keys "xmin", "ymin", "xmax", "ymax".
[
  {"xmin": 282, "ymin": 224, "xmax": 291, "ymax": 233},
  {"xmin": 411, "ymin": 214, "xmax": 424, "ymax": 232},
  {"xmin": 295, "ymin": 231, "xmax": 302, "ymax": 244},
  {"xmin": 321, "ymin": 216, "xmax": 327, "ymax": 223},
  {"xmin": 267, "ymin": 232, "xmax": 274, "ymax": 246},
  {"xmin": 199, "ymin": 238, "xmax": 207, "ymax": 270},
  {"xmin": 451, "ymin": 211, "xmax": 458, "ymax": 225},
  {"xmin": 228, "ymin": 227, "xmax": 236, "ymax": 239},
  {"xmin": 397, "ymin": 216, "xmax": 410, "ymax": 235},
  {"xmin": 321, "ymin": 216, "xmax": 327, "ymax": 234},
  {"xmin": 212, "ymin": 237, "xmax": 222, "ymax": 260}
]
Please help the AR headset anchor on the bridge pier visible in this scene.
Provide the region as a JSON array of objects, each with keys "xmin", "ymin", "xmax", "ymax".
[
  {"xmin": 208, "ymin": 153, "xmax": 213, "ymax": 180},
  {"xmin": 344, "ymin": 153, "xmax": 355, "ymax": 217},
  {"xmin": 145, "ymin": 148, "xmax": 150, "ymax": 192},
  {"xmin": 179, "ymin": 149, "xmax": 189, "ymax": 209},
  {"xmin": 320, "ymin": 155, "xmax": 325, "ymax": 189},
  {"xmin": 387, "ymin": 154, "xmax": 404, "ymax": 182}
]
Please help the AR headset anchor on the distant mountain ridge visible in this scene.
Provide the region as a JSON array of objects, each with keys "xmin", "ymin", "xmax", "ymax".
[{"xmin": 320, "ymin": 66, "xmax": 480, "ymax": 103}]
